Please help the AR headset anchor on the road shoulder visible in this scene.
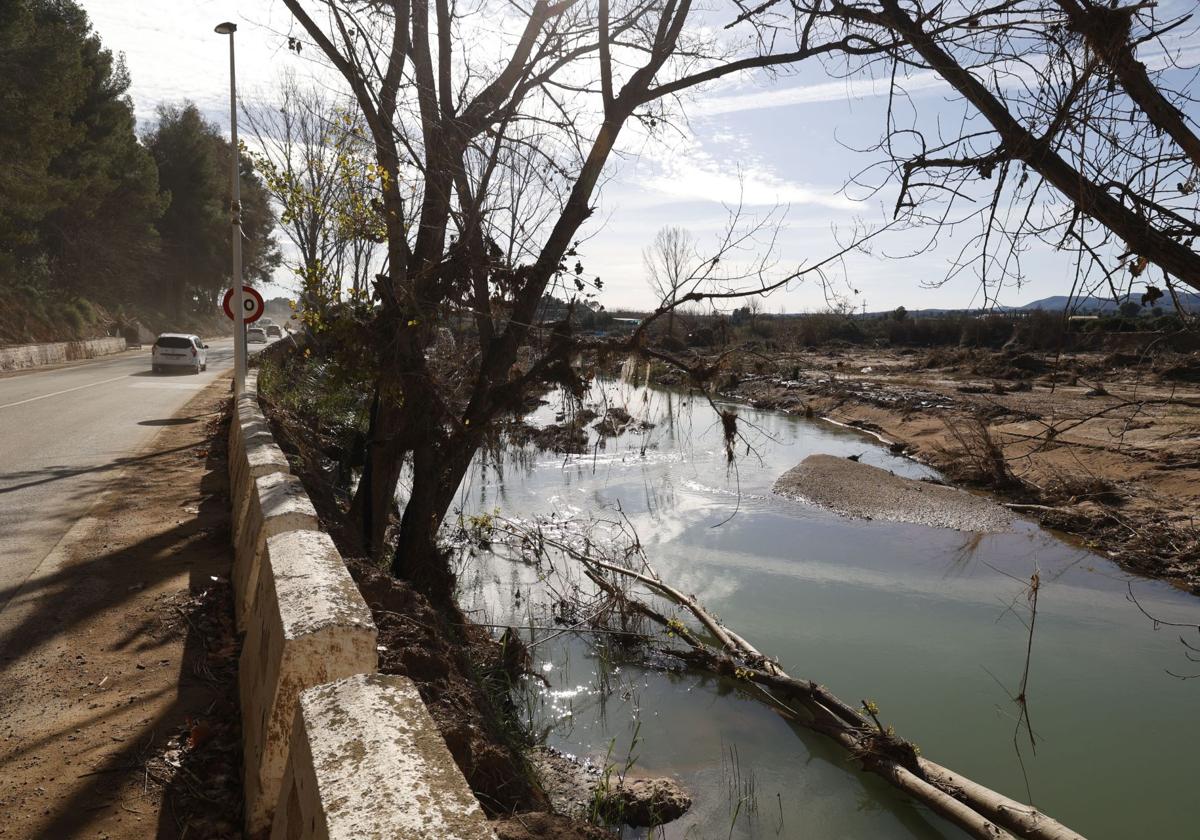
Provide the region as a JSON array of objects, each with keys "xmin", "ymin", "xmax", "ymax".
[{"xmin": 0, "ymin": 377, "xmax": 243, "ymax": 838}]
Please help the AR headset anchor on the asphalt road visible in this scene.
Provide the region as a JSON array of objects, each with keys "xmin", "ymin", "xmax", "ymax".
[{"xmin": 0, "ymin": 337, "xmax": 245, "ymax": 616}]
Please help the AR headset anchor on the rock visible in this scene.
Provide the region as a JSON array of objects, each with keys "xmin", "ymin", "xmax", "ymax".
[{"xmin": 601, "ymin": 777, "xmax": 692, "ymax": 827}]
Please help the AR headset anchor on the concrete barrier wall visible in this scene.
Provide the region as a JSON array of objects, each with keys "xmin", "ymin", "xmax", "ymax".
[
  {"xmin": 229, "ymin": 376, "xmax": 290, "ymax": 551},
  {"xmin": 240, "ymin": 529, "xmax": 378, "ymax": 834},
  {"xmin": 270, "ymin": 674, "xmax": 497, "ymax": 840},
  {"xmin": 228, "ymin": 363, "xmax": 496, "ymax": 840},
  {"xmin": 233, "ymin": 470, "xmax": 318, "ymax": 631},
  {"xmin": 0, "ymin": 336, "xmax": 127, "ymax": 372}
]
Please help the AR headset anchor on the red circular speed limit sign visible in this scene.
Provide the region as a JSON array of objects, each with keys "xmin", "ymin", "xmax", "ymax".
[{"xmin": 222, "ymin": 285, "xmax": 265, "ymax": 324}]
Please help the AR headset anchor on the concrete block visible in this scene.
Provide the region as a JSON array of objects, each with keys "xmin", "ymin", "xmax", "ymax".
[
  {"xmin": 241, "ymin": 530, "xmax": 378, "ymax": 836},
  {"xmin": 231, "ymin": 433, "xmax": 290, "ymax": 547},
  {"xmin": 270, "ymin": 674, "xmax": 497, "ymax": 840},
  {"xmin": 229, "ymin": 386, "xmax": 265, "ymax": 485},
  {"xmin": 233, "ymin": 472, "xmax": 318, "ymax": 629}
]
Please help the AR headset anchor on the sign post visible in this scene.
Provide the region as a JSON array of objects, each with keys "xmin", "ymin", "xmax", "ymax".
[
  {"xmin": 224, "ymin": 285, "xmax": 264, "ymax": 371},
  {"xmin": 216, "ymin": 21, "xmax": 244, "ymax": 394}
]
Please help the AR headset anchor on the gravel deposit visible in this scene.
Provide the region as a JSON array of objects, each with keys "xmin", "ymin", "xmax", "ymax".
[{"xmin": 773, "ymin": 454, "xmax": 1013, "ymax": 532}]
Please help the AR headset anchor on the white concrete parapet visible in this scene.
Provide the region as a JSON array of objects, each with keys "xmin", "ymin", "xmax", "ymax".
[
  {"xmin": 241, "ymin": 529, "xmax": 378, "ymax": 836},
  {"xmin": 270, "ymin": 674, "xmax": 498, "ymax": 840},
  {"xmin": 233, "ymin": 471, "xmax": 318, "ymax": 630},
  {"xmin": 230, "ymin": 360, "xmax": 495, "ymax": 839},
  {"xmin": 229, "ymin": 377, "xmax": 290, "ymax": 548}
]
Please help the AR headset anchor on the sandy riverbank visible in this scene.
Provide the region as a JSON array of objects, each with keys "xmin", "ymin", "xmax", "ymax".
[
  {"xmin": 774, "ymin": 454, "xmax": 1014, "ymax": 532},
  {"xmin": 656, "ymin": 346, "xmax": 1200, "ymax": 592}
]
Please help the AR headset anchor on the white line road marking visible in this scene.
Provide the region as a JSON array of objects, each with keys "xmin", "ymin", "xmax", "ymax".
[
  {"xmin": 0, "ymin": 374, "xmax": 130, "ymax": 410},
  {"xmin": 129, "ymin": 382, "xmax": 207, "ymax": 390}
]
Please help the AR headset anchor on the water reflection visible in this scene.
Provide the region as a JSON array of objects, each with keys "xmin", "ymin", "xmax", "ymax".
[{"xmin": 451, "ymin": 379, "xmax": 1198, "ymax": 839}]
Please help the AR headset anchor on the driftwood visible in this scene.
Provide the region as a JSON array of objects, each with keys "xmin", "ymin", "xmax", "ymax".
[{"xmin": 577, "ymin": 556, "xmax": 1086, "ymax": 840}]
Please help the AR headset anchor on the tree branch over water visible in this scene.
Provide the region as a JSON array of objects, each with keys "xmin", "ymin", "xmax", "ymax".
[{"xmin": 484, "ymin": 512, "xmax": 1087, "ymax": 840}]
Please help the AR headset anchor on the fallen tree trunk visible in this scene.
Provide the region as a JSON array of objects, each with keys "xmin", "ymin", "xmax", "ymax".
[{"xmin": 578, "ymin": 556, "xmax": 1086, "ymax": 840}]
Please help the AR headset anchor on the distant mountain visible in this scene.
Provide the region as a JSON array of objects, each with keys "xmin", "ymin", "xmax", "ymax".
[
  {"xmin": 1018, "ymin": 292, "xmax": 1200, "ymax": 313},
  {"xmin": 853, "ymin": 290, "xmax": 1200, "ymax": 318}
]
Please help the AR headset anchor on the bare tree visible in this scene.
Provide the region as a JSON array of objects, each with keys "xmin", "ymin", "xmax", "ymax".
[
  {"xmin": 242, "ymin": 71, "xmax": 384, "ymax": 310},
  {"xmin": 279, "ymin": 0, "xmax": 891, "ymax": 593},
  {"xmin": 643, "ymin": 225, "xmax": 697, "ymax": 339},
  {"xmin": 732, "ymin": 0, "xmax": 1199, "ymax": 308}
]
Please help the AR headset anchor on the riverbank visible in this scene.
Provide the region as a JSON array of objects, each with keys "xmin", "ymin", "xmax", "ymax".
[
  {"xmin": 255, "ymin": 358, "xmax": 627, "ymax": 839},
  {"xmin": 680, "ymin": 346, "xmax": 1200, "ymax": 592},
  {"xmin": 253, "ymin": 343, "xmax": 1199, "ymax": 839}
]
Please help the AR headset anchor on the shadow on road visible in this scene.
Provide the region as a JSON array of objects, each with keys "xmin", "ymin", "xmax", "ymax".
[
  {"xmin": 0, "ymin": 431, "xmax": 218, "ymax": 497},
  {"xmin": 130, "ymin": 370, "xmax": 201, "ymax": 378},
  {"xmin": 0, "ymin": 391, "xmax": 244, "ymax": 838},
  {"xmin": 138, "ymin": 417, "xmax": 201, "ymax": 427}
]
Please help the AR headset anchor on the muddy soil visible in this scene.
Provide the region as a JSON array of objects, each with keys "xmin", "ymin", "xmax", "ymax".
[
  {"xmin": 700, "ymin": 346, "xmax": 1200, "ymax": 591},
  {"xmin": 0, "ymin": 380, "xmax": 243, "ymax": 838}
]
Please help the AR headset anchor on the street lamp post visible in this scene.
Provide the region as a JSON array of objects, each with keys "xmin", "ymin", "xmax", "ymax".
[{"xmin": 215, "ymin": 21, "xmax": 246, "ymax": 395}]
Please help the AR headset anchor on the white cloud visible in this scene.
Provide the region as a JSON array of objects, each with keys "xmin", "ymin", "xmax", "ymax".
[
  {"xmin": 691, "ymin": 71, "xmax": 949, "ymax": 118},
  {"xmin": 611, "ymin": 120, "xmax": 853, "ymax": 211},
  {"xmin": 640, "ymin": 160, "xmax": 853, "ymax": 209}
]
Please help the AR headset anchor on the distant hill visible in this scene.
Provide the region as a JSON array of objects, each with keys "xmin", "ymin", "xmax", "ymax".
[
  {"xmin": 856, "ymin": 290, "xmax": 1200, "ymax": 318},
  {"xmin": 1017, "ymin": 291, "xmax": 1200, "ymax": 313}
]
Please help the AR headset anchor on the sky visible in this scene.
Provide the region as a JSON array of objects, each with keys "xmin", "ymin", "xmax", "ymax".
[{"xmin": 81, "ymin": 0, "xmax": 1199, "ymax": 313}]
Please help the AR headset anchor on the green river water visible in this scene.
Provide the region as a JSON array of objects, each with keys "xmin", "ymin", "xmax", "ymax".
[{"xmin": 450, "ymin": 377, "xmax": 1198, "ymax": 839}]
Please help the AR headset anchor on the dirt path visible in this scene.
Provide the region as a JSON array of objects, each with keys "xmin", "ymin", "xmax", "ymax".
[{"xmin": 0, "ymin": 378, "xmax": 241, "ymax": 839}]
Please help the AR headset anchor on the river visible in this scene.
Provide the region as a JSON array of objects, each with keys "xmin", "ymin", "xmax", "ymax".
[{"xmin": 448, "ymin": 375, "xmax": 1198, "ymax": 839}]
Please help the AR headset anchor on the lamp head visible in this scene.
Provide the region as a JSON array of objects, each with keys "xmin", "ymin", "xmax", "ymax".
[{"xmin": 214, "ymin": 22, "xmax": 237, "ymax": 34}]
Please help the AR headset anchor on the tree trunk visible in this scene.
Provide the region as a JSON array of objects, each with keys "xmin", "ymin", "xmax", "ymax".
[
  {"xmin": 390, "ymin": 437, "xmax": 477, "ymax": 602},
  {"xmin": 348, "ymin": 387, "xmax": 407, "ymax": 557}
]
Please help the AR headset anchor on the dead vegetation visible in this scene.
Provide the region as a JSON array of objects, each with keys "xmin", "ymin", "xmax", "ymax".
[
  {"xmin": 938, "ymin": 416, "xmax": 1025, "ymax": 492},
  {"xmin": 486, "ymin": 513, "xmax": 1087, "ymax": 840}
]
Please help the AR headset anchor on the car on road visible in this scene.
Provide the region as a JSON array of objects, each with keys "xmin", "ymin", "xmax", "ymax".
[
  {"xmin": 265, "ymin": 324, "xmax": 283, "ymax": 338},
  {"xmin": 247, "ymin": 326, "xmax": 268, "ymax": 344},
  {"xmin": 152, "ymin": 333, "xmax": 207, "ymax": 374}
]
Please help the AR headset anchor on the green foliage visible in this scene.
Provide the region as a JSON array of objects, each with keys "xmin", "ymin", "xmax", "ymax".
[
  {"xmin": 60, "ymin": 304, "xmax": 84, "ymax": 336},
  {"xmin": 244, "ymin": 104, "xmax": 385, "ymax": 313},
  {"xmin": 0, "ymin": 1, "xmax": 281, "ymax": 340},
  {"xmin": 258, "ymin": 349, "xmax": 370, "ymax": 452},
  {"xmin": 0, "ymin": 0, "xmax": 164, "ymax": 304},
  {"xmin": 145, "ymin": 103, "xmax": 282, "ymax": 318}
]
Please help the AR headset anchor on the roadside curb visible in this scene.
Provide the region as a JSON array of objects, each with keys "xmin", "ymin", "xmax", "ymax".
[{"xmin": 229, "ymin": 366, "xmax": 497, "ymax": 839}]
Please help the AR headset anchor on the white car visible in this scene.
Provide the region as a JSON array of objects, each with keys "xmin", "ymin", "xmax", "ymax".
[
  {"xmin": 152, "ymin": 333, "xmax": 207, "ymax": 374},
  {"xmin": 247, "ymin": 327, "xmax": 268, "ymax": 344}
]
